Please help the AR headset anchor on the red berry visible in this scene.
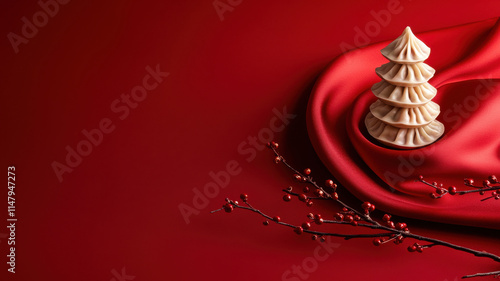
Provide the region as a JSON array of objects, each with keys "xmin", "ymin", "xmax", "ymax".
[
  {"xmin": 354, "ymin": 215, "xmax": 361, "ymax": 221},
  {"xmin": 396, "ymin": 222, "xmax": 406, "ymax": 230},
  {"xmin": 361, "ymin": 202, "xmax": 372, "ymax": 210},
  {"xmin": 269, "ymin": 141, "xmax": 279, "ymax": 149},
  {"xmin": 302, "ymin": 222, "xmax": 311, "ymax": 230},
  {"xmin": 314, "ymin": 218, "xmax": 324, "ymax": 225},
  {"xmin": 436, "ymin": 188, "xmax": 446, "ymax": 195},
  {"xmin": 351, "ymin": 221, "xmax": 358, "ymax": 226},
  {"xmin": 418, "ymin": 175, "xmax": 424, "ymax": 181},
  {"xmin": 314, "ymin": 213, "xmax": 322, "ymax": 220},
  {"xmin": 488, "ymin": 175, "xmax": 498, "ymax": 183},
  {"xmin": 303, "ymin": 168, "xmax": 311, "ymax": 175},
  {"xmin": 306, "ymin": 200, "xmax": 314, "ymax": 207},
  {"xmin": 416, "ymin": 246, "xmax": 423, "ymax": 253},
  {"xmin": 319, "ymin": 236, "xmax": 326, "ymax": 242},
  {"xmin": 430, "ymin": 193, "xmax": 438, "ymax": 199},
  {"xmin": 345, "ymin": 215, "xmax": 354, "ymax": 223},
  {"xmin": 408, "ymin": 245, "xmax": 417, "ymax": 252},
  {"xmin": 387, "ymin": 221, "xmax": 395, "ymax": 228},
  {"xmin": 368, "ymin": 204, "xmax": 376, "ymax": 212},
  {"xmin": 382, "ymin": 214, "xmax": 391, "ymax": 222},
  {"xmin": 283, "ymin": 194, "xmax": 292, "ymax": 202},
  {"xmin": 240, "ymin": 193, "xmax": 248, "ymax": 202},
  {"xmin": 311, "ymin": 235, "xmax": 318, "ymax": 240},
  {"xmin": 274, "ymin": 156, "xmax": 281, "ymax": 163},
  {"xmin": 223, "ymin": 204, "xmax": 233, "ymax": 213},
  {"xmin": 335, "ymin": 213, "xmax": 344, "ymax": 221},
  {"xmin": 432, "ymin": 182, "xmax": 438, "ymax": 186},
  {"xmin": 373, "ymin": 238, "xmax": 382, "ymax": 246},
  {"xmin": 263, "ymin": 220, "xmax": 270, "ymax": 226},
  {"xmin": 464, "ymin": 178, "xmax": 474, "ymax": 186},
  {"xmin": 483, "ymin": 180, "xmax": 491, "ymax": 188},
  {"xmin": 314, "ymin": 189, "xmax": 324, "ymax": 197},
  {"xmin": 294, "ymin": 226, "xmax": 303, "ymax": 235},
  {"xmin": 294, "ymin": 174, "xmax": 302, "ymax": 181},
  {"xmin": 273, "ymin": 216, "xmax": 281, "ymax": 223},
  {"xmin": 307, "ymin": 213, "xmax": 314, "ymax": 219},
  {"xmin": 332, "ymin": 192, "xmax": 339, "ymax": 200},
  {"xmin": 298, "ymin": 194, "xmax": 308, "ymax": 202},
  {"xmin": 495, "ymin": 195, "xmax": 500, "ymax": 200},
  {"xmin": 303, "ymin": 186, "xmax": 310, "ymax": 193},
  {"xmin": 325, "ymin": 179, "xmax": 334, "ymax": 187},
  {"xmin": 480, "ymin": 191, "xmax": 485, "ymax": 195},
  {"xmin": 448, "ymin": 186, "xmax": 457, "ymax": 195}
]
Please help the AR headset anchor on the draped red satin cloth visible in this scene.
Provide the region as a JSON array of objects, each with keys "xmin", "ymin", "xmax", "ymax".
[{"xmin": 307, "ymin": 18, "xmax": 500, "ymax": 229}]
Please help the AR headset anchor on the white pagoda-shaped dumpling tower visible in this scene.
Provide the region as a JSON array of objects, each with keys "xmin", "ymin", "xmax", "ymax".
[{"xmin": 365, "ymin": 27, "xmax": 445, "ymax": 149}]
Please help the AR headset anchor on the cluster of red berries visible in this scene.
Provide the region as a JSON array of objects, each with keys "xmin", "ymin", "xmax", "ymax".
[
  {"xmin": 371, "ymin": 212, "xmax": 408, "ymax": 247},
  {"xmin": 420, "ymin": 175, "xmax": 500, "ymax": 200},
  {"xmin": 372, "ymin": 234, "xmax": 405, "ymax": 247},
  {"xmin": 419, "ymin": 175, "xmax": 453, "ymax": 198},
  {"xmin": 465, "ymin": 175, "xmax": 498, "ymax": 187},
  {"xmin": 492, "ymin": 190, "xmax": 500, "ymax": 200},
  {"xmin": 467, "ymin": 175, "xmax": 500, "ymax": 199},
  {"xmin": 361, "ymin": 201, "xmax": 376, "ymax": 214},
  {"xmin": 381, "ymin": 214, "xmax": 409, "ymax": 232},
  {"xmin": 282, "ymin": 177, "xmax": 339, "ymax": 206},
  {"xmin": 293, "ymin": 213, "xmax": 325, "ymax": 235},
  {"xmin": 407, "ymin": 243, "xmax": 425, "ymax": 253},
  {"xmin": 221, "ymin": 193, "xmax": 249, "ymax": 213},
  {"xmin": 311, "ymin": 235, "xmax": 327, "ymax": 242},
  {"xmin": 324, "ymin": 179, "xmax": 339, "ymax": 199},
  {"xmin": 334, "ymin": 207, "xmax": 361, "ymax": 226}
]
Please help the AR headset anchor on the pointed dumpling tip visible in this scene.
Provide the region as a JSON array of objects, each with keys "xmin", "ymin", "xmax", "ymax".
[
  {"xmin": 380, "ymin": 26, "xmax": 430, "ymax": 63},
  {"xmin": 402, "ymin": 26, "xmax": 414, "ymax": 36}
]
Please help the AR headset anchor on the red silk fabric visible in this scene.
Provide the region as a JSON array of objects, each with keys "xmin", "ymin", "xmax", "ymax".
[{"xmin": 308, "ymin": 18, "xmax": 500, "ymax": 229}]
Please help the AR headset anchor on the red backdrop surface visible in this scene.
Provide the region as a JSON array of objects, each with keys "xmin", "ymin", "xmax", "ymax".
[{"xmin": 1, "ymin": 1, "xmax": 500, "ymax": 281}]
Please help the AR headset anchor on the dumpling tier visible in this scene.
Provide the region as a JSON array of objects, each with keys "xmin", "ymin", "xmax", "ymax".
[
  {"xmin": 365, "ymin": 113, "xmax": 444, "ymax": 148},
  {"xmin": 375, "ymin": 62, "xmax": 435, "ymax": 87},
  {"xmin": 371, "ymin": 81, "xmax": 437, "ymax": 108},
  {"xmin": 369, "ymin": 100, "xmax": 440, "ymax": 128}
]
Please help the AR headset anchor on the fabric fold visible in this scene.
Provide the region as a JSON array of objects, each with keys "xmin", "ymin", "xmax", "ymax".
[{"xmin": 307, "ymin": 18, "xmax": 500, "ymax": 229}]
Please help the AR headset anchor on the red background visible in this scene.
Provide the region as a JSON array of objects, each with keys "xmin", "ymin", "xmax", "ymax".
[{"xmin": 1, "ymin": 1, "xmax": 500, "ymax": 280}]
